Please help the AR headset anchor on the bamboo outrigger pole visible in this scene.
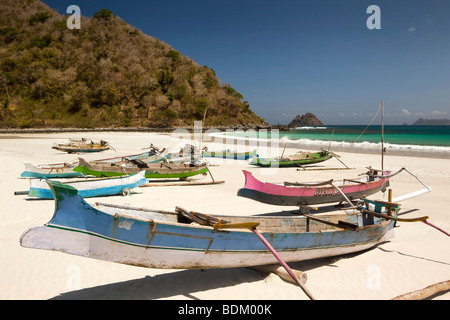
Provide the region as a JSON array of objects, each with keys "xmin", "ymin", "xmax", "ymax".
[
  {"xmin": 250, "ymin": 227, "xmax": 317, "ymax": 300},
  {"xmin": 381, "ymin": 100, "xmax": 384, "ymax": 172},
  {"xmin": 213, "ymin": 221, "xmax": 316, "ymax": 300}
]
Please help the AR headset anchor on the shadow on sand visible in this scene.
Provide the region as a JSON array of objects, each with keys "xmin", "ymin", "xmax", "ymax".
[{"xmin": 49, "ymin": 249, "xmax": 376, "ymax": 300}]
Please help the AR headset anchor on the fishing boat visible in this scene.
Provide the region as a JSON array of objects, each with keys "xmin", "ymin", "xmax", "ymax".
[
  {"xmin": 249, "ymin": 149, "xmax": 333, "ymax": 167},
  {"xmin": 202, "ymin": 147, "xmax": 258, "ymax": 160},
  {"xmin": 20, "ymin": 162, "xmax": 84, "ymax": 178},
  {"xmin": 52, "ymin": 138, "xmax": 111, "ymax": 153},
  {"xmin": 20, "ymin": 146, "xmax": 167, "ymax": 179},
  {"xmin": 94, "ymin": 145, "xmax": 168, "ymax": 164},
  {"xmin": 20, "ymin": 180, "xmax": 397, "ymax": 269},
  {"xmin": 27, "ymin": 171, "xmax": 147, "ymax": 199},
  {"xmin": 74, "ymin": 157, "xmax": 208, "ymax": 180},
  {"xmin": 237, "ymin": 169, "xmax": 391, "ymax": 206},
  {"xmin": 166, "ymin": 144, "xmax": 204, "ymax": 164}
]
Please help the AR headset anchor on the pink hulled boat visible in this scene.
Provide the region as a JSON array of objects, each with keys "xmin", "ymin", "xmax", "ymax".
[{"xmin": 237, "ymin": 169, "xmax": 390, "ymax": 206}]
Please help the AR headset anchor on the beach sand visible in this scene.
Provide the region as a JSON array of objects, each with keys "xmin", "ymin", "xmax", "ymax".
[{"xmin": 1, "ymin": 131, "xmax": 449, "ymax": 300}]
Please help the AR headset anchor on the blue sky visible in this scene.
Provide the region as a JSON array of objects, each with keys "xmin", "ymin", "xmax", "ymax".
[{"xmin": 42, "ymin": 0, "xmax": 450, "ymax": 125}]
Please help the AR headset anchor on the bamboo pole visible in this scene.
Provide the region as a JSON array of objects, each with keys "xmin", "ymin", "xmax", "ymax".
[
  {"xmin": 250, "ymin": 227, "xmax": 316, "ymax": 300},
  {"xmin": 142, "ymin": 180, "xmax": 225, "ymax": 187},
  {"xmin": 212, "ymin": 222, "xmax": 316, "ymax": 299},
  {"xmin": 331, "ymin": 182, "xmax": 354, "ymax": 207},
  {"xmin": 328, "ymin": 129, "xmax": 334, "ymax": 151},
  {"xmin": 297, "ymin": 167, "xmax": 355, "ymax": 171},
  {"xmin": 392, "ymin": 280, "xmax": 450, "ymax": 300},
  {"xmin": 423, "ymin": 221, "xmax": 450, "ymax": 237},
  {"xmin": 381, "ymin": 100, "xmax": 384, "ymax": 172}
]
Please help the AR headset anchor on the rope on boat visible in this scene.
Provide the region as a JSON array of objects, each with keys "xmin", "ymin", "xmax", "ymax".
[
  {"xmin": 370, "ymin": 167, "xmax": 432, "ymax": 202},
  {"xmin": 343, "ymin": 104, "xmax": 382, "ymax": 153}
]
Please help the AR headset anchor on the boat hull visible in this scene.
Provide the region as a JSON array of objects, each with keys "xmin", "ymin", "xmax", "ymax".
[
  {"xmin": 20, "ymin": 181, "xmax": 395, "ymax": 269},
  {"xmin": 249, "ymin": 151, "xmax": 332, "ymax": 168},
  {"xmin": 52, "ymin": 146, "xmax": 110, "ymax": 153},
  {"xmin": 21, "ymin": 224, "xmax": 394, "ymax": 269},
  {"xmin": 202, "ymin": 150, "xmax": 258, "ymax": 160},
  {"xmin": 237, "ymin": 170, "xmax": 390, "ymax": 206},
  {"xmin": 74, "ymin": 158, "xmax": 208, "ymax": 179},
  {"xmin": 28, "ymin": 171, "xmax": 147, "ymax": 199},
  {"xmin": 21, "ymin": 162, "xmax": 83, "ymax": 178},
  {"xmin": 20, "ymin": 150, "xmax": 167, "ymax": 179}
]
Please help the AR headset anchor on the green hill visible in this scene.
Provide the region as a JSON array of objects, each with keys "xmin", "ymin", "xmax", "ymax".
[{"xmin": 0, "ymin": 0, "xmax": 265, "ymax": 129}]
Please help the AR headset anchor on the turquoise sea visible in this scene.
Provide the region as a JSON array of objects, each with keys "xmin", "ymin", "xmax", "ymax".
[
  {"xmin": 285, "ymin": 125, "xmax": 450, "ymax": 147},
  {"xmin": 221, "ymin": 125, "xmax": 450, "ymax": 158}
]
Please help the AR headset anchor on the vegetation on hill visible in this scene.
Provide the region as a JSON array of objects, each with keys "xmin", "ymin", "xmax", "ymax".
[{"xmin": 0, "ymin": 0, "xmax": 265, "ymax": 128}]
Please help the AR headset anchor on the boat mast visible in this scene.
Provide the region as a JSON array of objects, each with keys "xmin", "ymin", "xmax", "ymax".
[{"xmin": 381, "ymin": 100, "xmax": 384, "ymax": 172}]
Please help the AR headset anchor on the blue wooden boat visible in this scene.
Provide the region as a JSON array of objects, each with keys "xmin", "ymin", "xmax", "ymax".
[
  {"xmin": 27, "ymin": 171, "xmax": 147, "ymax": 199},
  {"xmin": 20, "ymin": 180, "xmax": 397, "ymax": 269}
]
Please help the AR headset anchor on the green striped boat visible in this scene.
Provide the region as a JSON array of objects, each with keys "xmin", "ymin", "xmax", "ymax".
[
  {"xmin": 250, "ymin": 150, "xmax": 333, "ymax": 168},
  {"xmin": 74, "ymin": 157, "xmax": 208, "ymax": 179}
]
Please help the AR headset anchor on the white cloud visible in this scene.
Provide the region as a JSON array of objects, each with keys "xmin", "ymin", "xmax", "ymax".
[
  {"xmin": 401, "ymin": 108, "xmax": 412, "ymax": 115},
  {"xmin": 432, "ymin": 110, "xmax": 447, "ymax": 115},
  {"xmin": 407, "ymin": 27, "xmax": 416, "ymax": 33}
]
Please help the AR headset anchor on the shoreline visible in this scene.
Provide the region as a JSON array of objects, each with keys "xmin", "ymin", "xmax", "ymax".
[
  {"xmin": 3, "ymin": 127, "xmax": 449, "ymax": 159},
  {"xmin": 0, "ymin": 125, "xmax": 272, "ymax": 135}
]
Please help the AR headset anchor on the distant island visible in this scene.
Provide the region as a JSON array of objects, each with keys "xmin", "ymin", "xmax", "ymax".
[
  {"xmin": 412, "ymin": 118, "xmax": 450, "ymax": 125},
  {"xmin": 288, "ymin": 113, "xmax": 324, "ymax": 127}
]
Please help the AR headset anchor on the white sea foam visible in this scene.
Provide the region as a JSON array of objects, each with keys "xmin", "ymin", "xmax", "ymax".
[
  {"xmin": 208, "ymin": 131, "xmax": 450, "ymax": 158},
  {"xmin": 294, "ymin": 126, "xmax": 328, "ymax": 130}
]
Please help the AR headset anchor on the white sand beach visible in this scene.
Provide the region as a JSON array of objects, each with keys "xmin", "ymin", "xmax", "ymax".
[{"xmin": 1, "ymin": 130, "xmax": 449, "ymax": 300}]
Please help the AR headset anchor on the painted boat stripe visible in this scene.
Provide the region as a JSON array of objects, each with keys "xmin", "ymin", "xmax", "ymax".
[{"xmin": 46, "ymin": 223, "xmax": 389, "ymax": 254}]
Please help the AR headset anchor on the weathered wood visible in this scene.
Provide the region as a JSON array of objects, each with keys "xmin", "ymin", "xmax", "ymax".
[
  {"xmin": 344, "ymin": 179, "xmax": 368, "ymax": 185},
  {"xmin": 303, "ymin": 214, "xmax": 359, "ymax": 231},
  {"xmin": 14, "ymin": 191, "xmax": 29, "ymax": 195},
  {"xmin": 175, "ymin": 206, "xmax": 230, "ymax": 226},
  {"xmin": 392, "ymin": 280, "xmax": 450, "ymax": 300},
  {"xmin": 249, "ymin": 265, "xmax": 308, "ymax": 285},
  {"xmin": 213, "ymin": 221, "xmax": 260, "ymax": 230},
  {"xmin": 361, "ymin": 209, "xmax": 429, "ymax": 222},
  {"xmin": 284, "ymin": 180, "xmax": 334, "ymax": 187}
]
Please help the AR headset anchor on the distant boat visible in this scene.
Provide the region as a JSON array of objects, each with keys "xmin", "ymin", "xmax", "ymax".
[
  {"xmin": 52, "ymin": 138, "xmax": 111, "ymax": 153},
  {"xmin": 237, "ymin": 169, "xmax": 390, "ymax": 206},
  {"xmin": 20, "ymin": 180, "xmax": 397, "ymax": 269},
  {"xmin": 249, "ymin": 150, "xmax": 333, "ymax": 167},
  {"xmin": 74, "ymin": 157, "xmax": 208, "ymax": 180},
  {"xmin": 166, "ymin": 144, "xmax": 204, "ymax": 164},
  {"xmin": 202, "ymin": 147, "xmax": 258, "ymax": 160},
  {"xmin": 28, "ymin": 171, "xmax": 148, "ymax": 199}
]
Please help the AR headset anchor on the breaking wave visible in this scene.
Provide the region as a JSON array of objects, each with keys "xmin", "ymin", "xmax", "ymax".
[{"xmin": 208, "ymin": 131, "xmax": 450, "ymax": 158}]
